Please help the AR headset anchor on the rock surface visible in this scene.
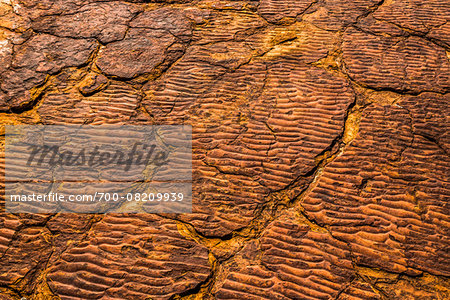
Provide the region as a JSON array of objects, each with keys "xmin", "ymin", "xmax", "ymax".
[{"xmin": 0, "ymin": 0, "xmax": 449, "ymax": 299}]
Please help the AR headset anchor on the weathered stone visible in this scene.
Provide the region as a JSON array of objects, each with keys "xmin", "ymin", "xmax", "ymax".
[
  {"xmin": 372, "ymin": 0, "xmax": 450, "ymax": 45},
  {"xmin": 0, "ymin": 218, "xmax": 53, "ymax": 288},
  {"xmin": 37, "ymin": 69, "xmax": 147, "ymax": 125},
  {"xmin": 31, "ymin": 2, "xmax": 141, "ymax": 43},
  {"xmin": 0, "ymin": 34, "xmax": 96, "ymax": 110},
  {"xmin": 302, "ymin": 0, "xmax": 381, "ymax": 30},
  {"xmin": 302, "ymin": 95, "xmax": 450, "ymax": 276},
  {"xmin": 96, "ymin": 8, "xmax": 197, "ymax": 79},
  {"xmin": 214, "ymin": 210, "xmax": 365, "ymax": 299},
  {"xmin": 0, "ymin": 1, "xmax": 449, "ymax": 299},
  {"xmin": 46, "ymin": 214, "xmax": 211, "ymax": 299},
  {"xmin": 258, "ymin": 0, "xmax": 313, "ymax": 24},
  {"xmin": 144, "ymin": 56, "xmax": 354, "ymax": 236},
  {"xmin": 343, "ymin": 28, "xmax": 450, "ymax": 93},
  {"xmin": 78, "ymin": 72, "xmax": 109, "ymax": 96}
]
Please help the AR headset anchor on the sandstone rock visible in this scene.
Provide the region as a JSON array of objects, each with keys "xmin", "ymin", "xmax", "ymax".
[
  {"xmin": 372, "ymin": 0, "xmax": 450, "ymax": 45},
  {"xmin": 258, "ymin": 0, "xmax": 313, "ymax": 24},
  {"xmin": 302, "ymin": 97, "xmax": 450, "ymax": 276},
  {"xmin": 31, "ymin": 2, "xmax": 141, "ymax": 43},
  {"xmin": 0, "ymin": 34, "xmax": 96, "ymax": 110},
  {"xmin": 37, "ymin": 69, "xmax": 146, "ymax": 125},
  {"xmin": 78, "ymin": 72, "xmax": 109, "ymax": 96},
  {"xmin": 46, "ymin": 214, "xmax": 212, "ymax": 299},
  {"xmin": 302, "ymin": 0, "xmax": 381, "ymax": 31},
  {"xmin": 144, "ymin": 56, "xmax": 354, "ymax": 236},
  {"xmin": 343, "ymin": 28, "xmax": 450, "ymax": 93},
  {"xmin": 214, "ymin": 210, "xmax": 370, "ymax": 299},
  {"xmin": 96, "ymin": 7, "xmax": 198, "ymax": 79},
  {"xmin": 0, "ymin": 1, "xmax": 449, "ymax": 299}
]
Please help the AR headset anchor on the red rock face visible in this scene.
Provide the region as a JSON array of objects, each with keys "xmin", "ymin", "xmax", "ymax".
[
  {"xmin": 0, "ymin": 0, "xmax": 449, "ymax": 299},
  {"xmin": 303, "ymin": 97, "xmax": 450, "ymax": 276},
  {"xmin": 342, "ymin": 29, "xmax": 450, "ymax": 93},
  {"xmin": 46, "ymin": 214, "xmax": 211, "ymax": 299}
]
